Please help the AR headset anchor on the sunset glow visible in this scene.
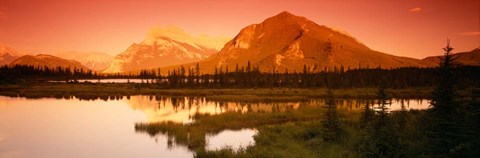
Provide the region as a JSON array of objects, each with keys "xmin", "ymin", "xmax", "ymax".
[
  {"xmin": 0, "ymin": 0, "xmax": 478, "ymax": 58},
  {"xmin": 1, "ymin": 1, "xmax": 479, "ymax": 157}
]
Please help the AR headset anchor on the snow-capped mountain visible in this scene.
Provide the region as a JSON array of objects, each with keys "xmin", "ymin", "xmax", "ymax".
[
  {"xmin": 54, "ymin": 52, "xmax": 114, "ymax": 71},
  {"xmin": 103, "ymin": 26, "xmax": 229, "ymax": 73},
  {"xmin": 0, "ymin": 45, "xmax": 20, "ymax": 65}
]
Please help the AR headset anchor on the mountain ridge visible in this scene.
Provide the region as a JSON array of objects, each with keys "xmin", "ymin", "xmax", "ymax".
[
  {"xmin": 423, "ymin": 48, "xmax": 480, "ymax": 66},
  {"xmin": 9, "ymin": 54, "xmax": 90, "ymax": 70},
  {"xmin": 170, "ymin": 11, "xmax": 435, "ymax": 74},
  {"xmin": 0, "ymin": 45, "xmax": 20, "ymax": 65},
  {"xmin": 54, "ymin": 51, "xmax": 114, "ymax": 71},
  {"xmin": 103, "ymin": 26, "xmax": 229, "ymax": 73}
]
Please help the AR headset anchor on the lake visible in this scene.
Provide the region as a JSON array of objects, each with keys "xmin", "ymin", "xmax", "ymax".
[
  {"xmin": 49, "ymin": 79, "xmax": 156, "ymax": 83},
  {"xmin": 0, "ymin": 95, "xmax": 429, "ymax": 158}
]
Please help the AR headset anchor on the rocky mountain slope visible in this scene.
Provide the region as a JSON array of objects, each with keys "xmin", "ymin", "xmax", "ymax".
[
  {"xmin": 103, "ymin": 26, "xmax": 229, "ymax": 73},
  {"xmin": 181, "ymin": 11, "xmax": 434, "ymax": 74}
]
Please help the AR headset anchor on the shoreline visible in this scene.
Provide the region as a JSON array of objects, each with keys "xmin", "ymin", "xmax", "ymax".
[{"xmin": 0, "ymin": 83, "xmax": 446, "ymax": 101}]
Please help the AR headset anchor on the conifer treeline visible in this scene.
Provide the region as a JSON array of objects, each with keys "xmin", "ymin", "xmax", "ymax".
[{"xmin": 1, "ymin": 64, "xmax": 479, "ymax": 88}]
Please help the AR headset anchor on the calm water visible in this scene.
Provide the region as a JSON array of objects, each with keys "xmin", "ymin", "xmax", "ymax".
[
  {"xmin": 49, "ymin": 79, "xmax": 155, "ymax": 83},
  {"xmin": 0, "ymin": 95, "xmax": 429, "ymax": 158}
]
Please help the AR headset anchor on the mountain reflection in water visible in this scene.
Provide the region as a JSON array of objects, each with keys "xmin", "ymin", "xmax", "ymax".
[{"xmin": 0, "ymin": 95, "xmax": 429, "ymax": 158}]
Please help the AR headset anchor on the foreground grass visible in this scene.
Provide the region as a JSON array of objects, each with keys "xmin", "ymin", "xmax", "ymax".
[
  {"xmin": 134, "ymin": 102, "xmax": 431, "ymax": 158},
  {"xmin": 192, "ymin": 110, "xmax": 429, "ymax": 158},
  {"xmin": 135, "ymin": 105, "xmax": 327, "ymax": 150},
  {"xmin": 0, "ymin": 82, "xmax": 445, "ymax": 101}
]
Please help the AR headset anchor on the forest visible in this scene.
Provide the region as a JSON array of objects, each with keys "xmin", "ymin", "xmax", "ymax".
[{"xmin": 1, "ymin": 63, "xmax": 479, "ymax": 89}]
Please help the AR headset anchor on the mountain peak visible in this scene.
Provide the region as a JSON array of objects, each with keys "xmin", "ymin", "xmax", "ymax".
[
  {"xmin": 191, "ymin": 11, "xmax": 433, "ymax": 73},
  {"xmin": 276, "ymin": 11, "xmax": 296, "ymax": 17},
  {"xmin": 0, "ymin": 45, "xmax": 20, "ymax": 65},
  {"xmin": 10, "ymin": 54, "xmax": 89, "ymax": 70},
  {"xmin": 144, "ymin": 26, "xmax": 229, "ymax": 51},
  {"xmin": 104, "ymin": 26, "xmax": 229, "ymax": 73},
  {"xmin": 0, "ymin": 45, "xmax": 18, "ymax": 56},
  {"xmin": 267, "ymin": 11, "xmax": 305, "ymax": 22}
]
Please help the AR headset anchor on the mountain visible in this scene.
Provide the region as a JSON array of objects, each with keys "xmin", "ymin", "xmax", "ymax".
[
  {"xmin": 54, "ymin": 52, "xmax": 114, "ymax": 71},
  {"xmin": 9, "ymin": 54, "xmax": 89, "ymax": 70},
  {"xmin": 0, "ymin": 45, "xmax": 20, "ymax": 65},
  {"xmin": 423, "ymin": 48, "xmax": 480, "ymax": 66},
  {"xmin": 181, "ymin": 11, "xmax": 433, "ymax": 73},
  {"xmin": 103, "ymin": 26, "xmax": 230, "ymax": 73}
]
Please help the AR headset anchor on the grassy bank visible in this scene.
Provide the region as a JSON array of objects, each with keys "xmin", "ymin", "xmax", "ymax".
[
  {"xmin": 0, "ymin": 82, "xmax": 445, "ymax": 101},
  {"xmin": 134, "ymin": 104, "xmax": 431, "ymax": 158},
  {"xmin": 135, "ymin": 105, "xmax": 333, "ymax": 151}
]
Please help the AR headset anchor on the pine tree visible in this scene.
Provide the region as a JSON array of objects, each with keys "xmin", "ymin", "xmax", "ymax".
[
  {"xmin": 360, "ymin": 100, "xmax": 374, "ymax": 128},
  {"xmin": 427, "ymin": 39, "xmax": 462, "ymax": 156},
  {"xmin": 321, "ymin": 88, "xmax": 341, "ymax": 142},
  {"xmin": 362, "ymin": 85, "xmax": 402, "ymax": 158}
]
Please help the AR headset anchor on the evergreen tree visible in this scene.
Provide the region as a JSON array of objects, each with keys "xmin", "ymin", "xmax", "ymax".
[
  {"xmin": 321, "ymin": 88, "xmax": 341, "ymax": 142},
  {"xmin": 360, "ymin": 100, "xmax": 374, "ymax": 128},
  {"xmin": 427, "ymin": 40, "xmax": 462, "ymax": 156},
  {"xmin": 362, "ymin": 85, "xmax": 402, "ymax": 158}
]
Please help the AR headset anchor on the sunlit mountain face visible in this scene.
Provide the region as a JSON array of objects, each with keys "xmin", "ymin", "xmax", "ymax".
[
  {"xmin": 161, "ymin": 11, "xmax": 437, "ymax": 74},
  {"xmin": 103, "ymin": 26, "xmax": 230, "ymax": 73}
]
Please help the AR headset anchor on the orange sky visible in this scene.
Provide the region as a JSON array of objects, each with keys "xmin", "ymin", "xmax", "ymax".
[{"xmin": 0, "ymin": 0, "xmax": 478, "ymax": 58}]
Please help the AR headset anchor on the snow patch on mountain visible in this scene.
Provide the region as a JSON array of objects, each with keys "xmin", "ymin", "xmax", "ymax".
[
  {"xmin": 285, "ymin": 41, "xmax": 304, "ymax": 59},
  {"xmin": 233, "ymin": 25, "xmax": 256, "ymax": 49},
  {"xmin": 145, "ymin": 26, "xmax": 229, "ymax": 51},
  {"xmin": 103, "ymin": 27, "xmax": 224, "ymax": 73},
  {"xmin": 275, "ymin": 54, "xmax": 284, "ymax": 66}
]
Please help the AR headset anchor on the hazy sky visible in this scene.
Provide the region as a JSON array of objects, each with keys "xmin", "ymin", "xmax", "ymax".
[{"xmin": 0, "ymin": 0, "xmax": 478, "ymax": 58}]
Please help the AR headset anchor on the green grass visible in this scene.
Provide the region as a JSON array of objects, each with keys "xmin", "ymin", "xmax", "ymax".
[
  {"xmin": 134, "ymin": 104, "xmax": 370, "ymax": 157},
  {"xmin": 0, "ymin": 82, "xmax": 444, "ymax": 101},
  {"xmin": 135, "ymin": 105, "xmax": 328, "ymax": 150},
  {"xmin": 190, "ymin": 109, "xmax": 431, "ymax": 158},
  {"xmin": 134, "ymin": 101, "xmax": 436, "ymax": 158}
]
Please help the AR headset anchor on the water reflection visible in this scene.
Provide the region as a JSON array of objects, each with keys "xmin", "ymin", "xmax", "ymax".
[
  {"xmin": 126, "ymin": 96, "xmax": 429, "ymax": 124},
  {"xmin": 0, "ymin": 95, "xmax": 430, "ymax": 158},
  {"xmin": 0, "ymin": 96, "xmax": 192, "ymax": 158},
  {"xmin": 206, "ymin": 129, "xmax": 256, "ymax": 151},
  {"xmin": 128, "ymin": 96, "xmax": 306, "ymax": 123},
  {"xmin": 49, "ymin": 79, "xmax": 155, "ymax": 83}
]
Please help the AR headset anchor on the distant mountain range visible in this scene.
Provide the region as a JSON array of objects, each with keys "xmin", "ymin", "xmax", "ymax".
[
  {"xmin": 102, "ymin": 26, "xmax": 230, "ymax": 73},
  {"xmin": 2, "ymin": 12, "xmax": 479, "ymax": 74},
  {"xmin": 1, "ymin": 45, "xmax": 112, "ymax": 71},
  {"xmin": 9, "ymin": 54, "xmax": 89, "ymax": 70}
]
